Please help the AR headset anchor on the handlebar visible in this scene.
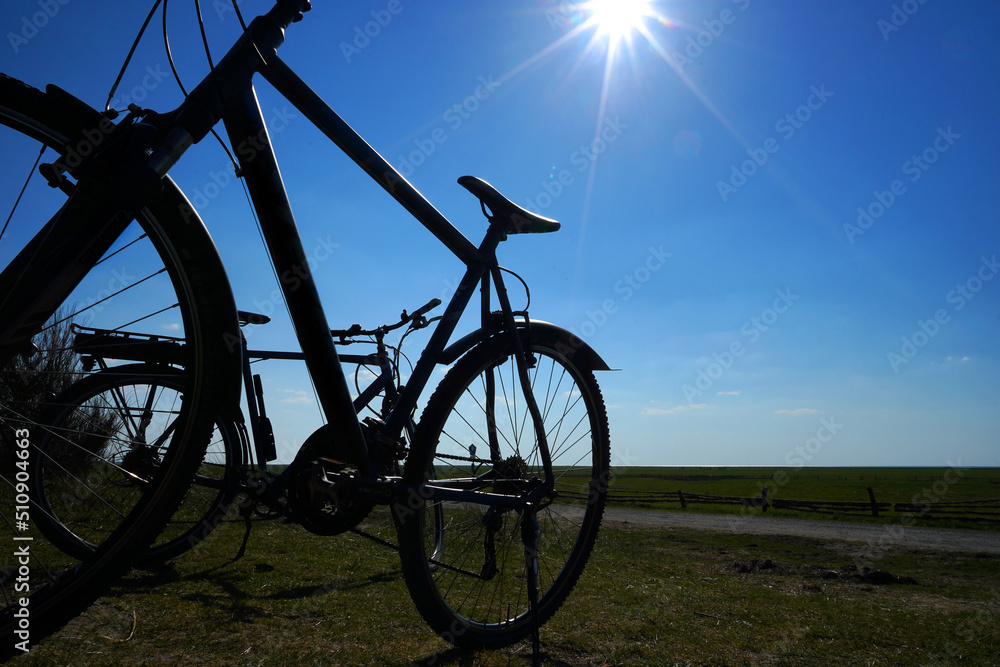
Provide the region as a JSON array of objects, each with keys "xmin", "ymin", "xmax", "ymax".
[{"xmin": 330, "ymin": 298, "xmax": 441, "ymax": 341}]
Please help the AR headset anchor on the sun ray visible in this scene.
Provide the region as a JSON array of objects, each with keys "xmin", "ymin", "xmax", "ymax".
[
  {"xmin": 571, "ymin": 1, "xmax": 655, "ymax": 282},
  {"xmin": 635, "ymin": 22, "xmax": 749, "ymax": 148},
  {"xmin": 492, "ymin": 20, "xmax": 593, "ymax": 87},
  {"xmin": 573, "ymin": 27, "xmax": 620, "ymax": 282}
]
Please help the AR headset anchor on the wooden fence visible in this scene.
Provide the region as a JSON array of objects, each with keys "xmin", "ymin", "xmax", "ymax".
[{"xmin": 602, "ymin": 486, "xmax": 1000, "ymax": 522}]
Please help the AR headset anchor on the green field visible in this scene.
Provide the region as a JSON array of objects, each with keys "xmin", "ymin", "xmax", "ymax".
[
  {"xmin": 11, "ymin": 467, "xmax": 1000, "ymax": 664},
  {"xmin": 606, "ymin": 466, "xmax": 1000, "ymax": 531},
  {"xmin": 14, "ymin": 506, "xmax": 1000, "ymax": 666}
]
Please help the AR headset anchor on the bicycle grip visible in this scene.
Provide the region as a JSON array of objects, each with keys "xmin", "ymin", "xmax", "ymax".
[{"xmin": 410, "ymin": 298, "xmax": 442, "ymax": 320}]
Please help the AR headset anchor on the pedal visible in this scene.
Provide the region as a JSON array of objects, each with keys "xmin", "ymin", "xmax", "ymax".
[
  {"xmin": 308, "ymin": 458, "xmax": 352, "ymax": 508},
  {"xmin": 288, "ymin": 459, "xmax": 374, "ymax": 536}
]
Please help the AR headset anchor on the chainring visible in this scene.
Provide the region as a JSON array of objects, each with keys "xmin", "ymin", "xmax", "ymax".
[{"xmin": 285, "ymin": 420, "xmax": 400, "ymax": 535}]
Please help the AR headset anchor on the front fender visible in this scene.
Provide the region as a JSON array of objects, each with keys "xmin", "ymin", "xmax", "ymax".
[
  {"xmin": 151, "ymin": 178, "xmax": 242, "ymax": 423},
  {"xmin": 440, "ymin": 320, "xmax": 615, "ymax": 371},
  {"xmin": 38, "ymin": 84, "xmax": 243, "ymax": 422}
]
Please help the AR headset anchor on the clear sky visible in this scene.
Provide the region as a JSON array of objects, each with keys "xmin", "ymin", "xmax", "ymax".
[{"xmin": 2, "ymin": 0, "xmax": 997, "ymax": 467}]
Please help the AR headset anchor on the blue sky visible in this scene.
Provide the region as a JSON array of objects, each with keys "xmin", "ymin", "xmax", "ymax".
[{"xmin": 2, "ymin": 0, "xmax": 998, "ymax": 466}]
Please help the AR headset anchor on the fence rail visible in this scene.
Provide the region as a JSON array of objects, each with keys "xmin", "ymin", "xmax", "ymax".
[{"xmin": 602, "ymin": 486, "xmax": 1000, "ymax": 522}]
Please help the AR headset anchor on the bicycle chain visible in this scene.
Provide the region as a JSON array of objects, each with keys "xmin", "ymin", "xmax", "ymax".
[{"xmin": 433, "ymin": 451, "xmax": 493, "ymax": 465}]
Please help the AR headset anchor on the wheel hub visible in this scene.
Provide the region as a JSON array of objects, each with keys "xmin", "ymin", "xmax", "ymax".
[{"xmin": 119, "ymin": 446, "xmax": 160, "ymax": 483}]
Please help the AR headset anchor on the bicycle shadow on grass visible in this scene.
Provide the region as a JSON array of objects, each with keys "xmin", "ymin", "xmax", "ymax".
[
  {"xmin": 404, "ymin": 646, "xmax": 576, "ymax": 667},
  {"xmin": 403, "ymin": 646, "xmax": 476, "ymax": 667},
  {"xmin": 115, "ymin": 557, "xmax": 404, "ymax": 602}
]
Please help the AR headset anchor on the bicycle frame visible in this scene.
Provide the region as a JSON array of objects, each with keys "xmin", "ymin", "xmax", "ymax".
[
  {"xmin": 172, "ymin": 3, "xmax": 538, "ymax": 482},
  {"xmin": 74, "ymin": 320, "xmax": 408, "ymax": 485}
]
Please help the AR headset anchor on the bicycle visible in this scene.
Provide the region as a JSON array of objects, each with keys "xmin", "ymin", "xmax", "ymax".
[
  {"xmin": 0, "ymin": 0, "xmax": 612, "ymax": 654},
  {"xmin": 33, "ymin": 303, "xmax": 441, "ymax": 564}
]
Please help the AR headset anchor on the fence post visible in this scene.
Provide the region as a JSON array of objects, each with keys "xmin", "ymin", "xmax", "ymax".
[
  {"xmin": 866, "ymin": 487, "xmax": 879, "ymax": 517},
  {"xmin": 761, "ymin": 487, "xmax": 768, "ymax": 513},
  {"xmin": 678, "ymin": 490, "xmax": 686, "ymax": 509}
]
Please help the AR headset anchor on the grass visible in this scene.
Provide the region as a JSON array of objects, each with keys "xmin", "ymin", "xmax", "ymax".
[
  {"xmin": 14, "ymin": 499, "xmax": 1000, "ymax": 666},
  {"xmin": 606, "ymin": 467, "xmax": 1000, "ymax": 531}
]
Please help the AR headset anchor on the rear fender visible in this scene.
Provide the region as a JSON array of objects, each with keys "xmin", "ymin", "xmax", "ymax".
[{"xmin": 440, "ymin": 320, "xmax": 614, "ymax": 371}]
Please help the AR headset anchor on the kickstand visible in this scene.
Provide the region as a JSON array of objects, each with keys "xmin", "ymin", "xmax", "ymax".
[
  {"xmin": 231, "ymin": 502, "xmax": 254, "ymax": 562},
  {"xmin": 521, "ymin": 509, "xmax": 542, "ymax": 667}
]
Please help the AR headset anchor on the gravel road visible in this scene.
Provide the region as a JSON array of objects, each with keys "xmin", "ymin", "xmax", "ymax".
[{"xmin": 596, "ymin": 508, "xmax": 1000, "ymax": 555}]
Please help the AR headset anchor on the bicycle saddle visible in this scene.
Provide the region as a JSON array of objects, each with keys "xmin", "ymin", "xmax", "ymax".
[
  {"xmin": 458, "ymin": 176, "xmax": 560, "ymax": 236},
  {"xmin": 238, "ymin": 310, "xmax": 271, "ymax": 326}
]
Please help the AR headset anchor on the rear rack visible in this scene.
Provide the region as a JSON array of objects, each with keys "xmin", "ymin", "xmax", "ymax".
[{"xmin": 72, "ymin": 325, "xmax": 187, "ymax": 366}]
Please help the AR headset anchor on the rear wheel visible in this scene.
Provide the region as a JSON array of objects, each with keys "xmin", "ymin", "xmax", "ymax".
[
  {"xmin": 397, "ymin": 328, "xmax": 610, "ymax": 648},
  {"xmin": 0, "ymin": 75, "xmax": 238, "ymax": 654},
  {"xmin": 30, "ymin": 365, "xmax": 241, "ymax": 564}
]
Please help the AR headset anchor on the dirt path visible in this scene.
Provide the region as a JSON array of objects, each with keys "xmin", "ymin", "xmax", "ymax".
[{"xmin": 596, "ymin": 507, "xmax": 1000, "ymax": 555}]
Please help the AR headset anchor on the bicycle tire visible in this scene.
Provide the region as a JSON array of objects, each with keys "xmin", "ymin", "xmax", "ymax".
[
  {"xmin": 0, "ymin": 74, "xmax": 238, "ymax": 655},
  {"xmin": 30, "ymin": 364, "xmax": 241, "ymax": 564},
  {"xmin": 396, "ymin": 327, "xmax": 610, "ymax": 648}
]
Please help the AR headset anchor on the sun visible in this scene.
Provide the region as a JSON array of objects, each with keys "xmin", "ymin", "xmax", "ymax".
[{"xmin": 586, "ymin": 0, "xmax": 654, "ymax": 43}]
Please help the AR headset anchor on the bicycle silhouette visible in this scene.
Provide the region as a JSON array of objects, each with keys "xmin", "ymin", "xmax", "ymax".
[{"xmin": 0, "ymin": 0, "xmax": 611, "ymax": 655}]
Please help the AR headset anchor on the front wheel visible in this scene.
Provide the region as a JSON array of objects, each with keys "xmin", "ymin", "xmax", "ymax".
[
  {"xmin": 397, "ymin": 328, "xmax": 611, "ymax": 648},
  {"xmin": 0, "ymin": 75, "xmax": 239, "ymax": 654}
]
